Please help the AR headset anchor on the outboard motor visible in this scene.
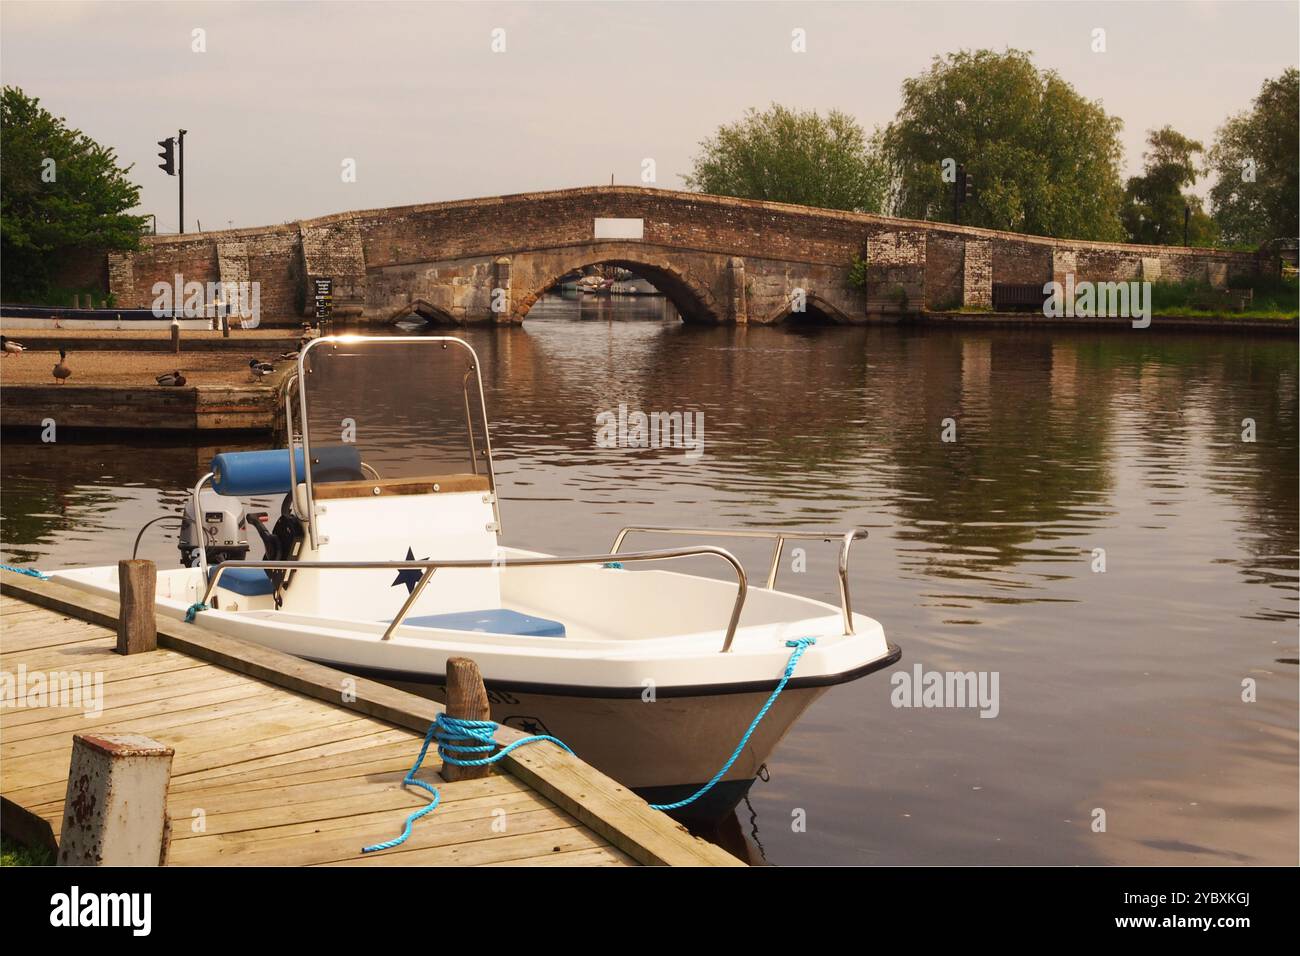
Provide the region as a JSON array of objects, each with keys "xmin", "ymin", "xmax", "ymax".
[{"xmin": 179, "ymin": 489, "xmax": 250, "ymax": 568}]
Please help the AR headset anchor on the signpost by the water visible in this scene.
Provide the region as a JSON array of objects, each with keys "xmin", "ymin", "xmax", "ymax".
[{"xmin": 313, "ymin": 277, "xmax": 333, "ymax": 334}]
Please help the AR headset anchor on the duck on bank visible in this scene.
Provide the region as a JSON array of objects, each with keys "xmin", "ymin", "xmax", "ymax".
[{"xmin": 52, "ymin": 350, "xmax": 71, "ymax": 383}]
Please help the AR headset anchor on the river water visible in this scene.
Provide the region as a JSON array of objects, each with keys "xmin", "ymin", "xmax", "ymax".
[{"xmin": 3, "ymin": 292, "xmax": 1296, "ymax": 865}]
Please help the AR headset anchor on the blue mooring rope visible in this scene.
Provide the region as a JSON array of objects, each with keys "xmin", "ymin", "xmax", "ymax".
[
  {"xmin": 362, "ymin": 637, "xmax": 816, "ymax": 853},
  {"xmin": 1, "ymin": 564, "xmax": 50, "ymax": 580},
  {"xmin": 647, "ymin": 637, "xmax": 815, "ymax": 811},
  {"xmin": 361, "ymin": 713, "xmax": 572, "ymax": 853},
  {"xmin": 184, "ymin": 602, "xmax": 207, "ymax": 623}
]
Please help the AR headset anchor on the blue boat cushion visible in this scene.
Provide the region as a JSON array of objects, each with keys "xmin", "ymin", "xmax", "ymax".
[
  {"xmin": 207, "ymin": 565, "xmax": 277, "ymax": 596},
  {"xmin": 210, "ymin": 445, "xmax": 363, "ymax": 497},
  {"xmin": 403, "ymin": 609, "xmax": 566, "ymax": 638}
]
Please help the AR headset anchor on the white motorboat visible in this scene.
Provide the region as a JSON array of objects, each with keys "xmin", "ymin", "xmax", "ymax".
[{"xmin": 50, "ymin": 335, "xmax": 899, "ymax": 821}]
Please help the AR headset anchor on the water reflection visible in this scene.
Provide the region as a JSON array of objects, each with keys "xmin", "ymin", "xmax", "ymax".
[{"xmin": 2, "ymin": 294, "xmax": 1295, "ymax": 864}]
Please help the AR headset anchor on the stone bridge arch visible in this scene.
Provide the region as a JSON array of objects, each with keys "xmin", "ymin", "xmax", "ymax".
[
  {"xmin": 506, "ymin": 242, "xmax": 726, "ymax": 324},
  {"xmin": 386, "ymin": 298, "xmax": 457, "ymax": 324},
  {"xmin": 763, "ymin": 290, "xmax": 855, "ymax": 325}
]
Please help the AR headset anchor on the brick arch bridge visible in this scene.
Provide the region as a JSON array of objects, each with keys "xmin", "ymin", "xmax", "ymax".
[{"xmin": 95, "ymin": 186, "xmax": 1263, "ymax": 325}]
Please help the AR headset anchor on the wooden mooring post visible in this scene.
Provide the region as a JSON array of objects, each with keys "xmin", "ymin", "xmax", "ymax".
[
  {"xmin": 116, "ymin": 559, "xmax": 157, "ymax": 655},
  {"xmin": 442, "ymin": 656, "xmax": 492, "ymax": 782}
]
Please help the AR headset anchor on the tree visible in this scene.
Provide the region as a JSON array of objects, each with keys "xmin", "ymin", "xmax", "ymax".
[
  {"xmin": 879, "ymin": 49, "xmax": 1126, "ymax": 241},
  {"xmin": 1121, "ymin": 127, "xmax": 1217, "ymax": 246},
  {"xmin": 1, "ymin": 87, "xmax": 146, "ymax": 302},
  {"xmin": 1207, "ymin": 68, "xmax": 1299, "ymax": 247},
  {"xmin": 684, "ymin": 104, "xmax": 888, "ymax": 213}
]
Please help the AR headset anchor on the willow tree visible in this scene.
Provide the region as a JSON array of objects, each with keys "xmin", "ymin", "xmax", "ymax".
[
  {"xmin": 879, "ymin": 49, "xmax": 1126, "ymax": 241},
  {"xmin": 684, "ymin": 104, "xmax": 888, "ymax": 213},
  {"xmin": 1, "ymin": 87, "xmax": 146, "ymax": 302}
]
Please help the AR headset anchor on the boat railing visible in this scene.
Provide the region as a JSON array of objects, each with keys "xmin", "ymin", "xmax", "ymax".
[
  {"xmin": 610, "ymin": 526, "xmax": 868, "ymax": 635},
  {"xmin": 199, "ymin": 545, "xmax": 751, "ymax": 651}
]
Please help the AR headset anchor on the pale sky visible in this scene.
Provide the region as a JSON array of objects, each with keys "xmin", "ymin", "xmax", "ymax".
[{"xmin": 2, "ymin": 0, "xmax": 1296, "ymax": 233}]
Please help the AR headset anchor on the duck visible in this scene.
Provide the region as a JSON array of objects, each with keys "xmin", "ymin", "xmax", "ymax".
[
  {"xmin": 248, "ymin": 359, "xmax": 275, "ymax": 380},
  {"xmin": 156, "ymin": 371, "xmax": 187, "ymax": 387},
  {"xmin": 1, "ymin": 335, "xmax": 25, "ymax": 356},
  {"xmin": 278, "ymin": 349, "xmax": 299, "ymax": 362},
  {"xmin": 52, "ymin": 350, "xmax": 71, "ymax": 384}
]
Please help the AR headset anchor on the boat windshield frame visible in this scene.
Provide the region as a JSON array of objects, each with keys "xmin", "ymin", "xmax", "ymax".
[{"xmin": 291, "ymin": 335, "xmax": 499, "ymax": 549}]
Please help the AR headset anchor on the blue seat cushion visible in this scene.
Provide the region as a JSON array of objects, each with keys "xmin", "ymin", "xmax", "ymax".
[
  {"xmin": 403, "ymin": 608, "xmax": 566, "ymax": 638},
  {"xmin": 207, "ymin": 565, "xmax": 276, "ymax": 596}
]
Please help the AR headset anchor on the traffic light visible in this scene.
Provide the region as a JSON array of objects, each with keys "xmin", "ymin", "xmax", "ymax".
[
  {"xmin": 963, "ymin": 170, "xmax": 976, "ymax": 203},
  {"xmin": 158, "ymin": 137, "xmax": 175, "ymax": 176}
]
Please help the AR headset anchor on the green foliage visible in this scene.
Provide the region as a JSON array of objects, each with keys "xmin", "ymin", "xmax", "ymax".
[
  {"xmin": 1121, "ymin": 127, "xmax": 1217, "ymax": 246},
  {"xmin": 1208, "ymin": 68, "xmax": 1299, "ymax": 246},
  {"xmin": 1, "ymin": 835, "xmax": 54, "ymax": 866},
  {"xmin": 43, "ymin": 284, "xmax": 116, "ymax": 309},
  {"xmin": 1, "ymin": 87, "xmax": 146, "ymax": 302},
  {"xmin": 1149, "ymin": 275, "xmax": 1298, "ymax": 319},
  {"xmin": 879, "ymin": 49, "xmax": 1126, "ymax": 241},
  {"xmin": 684, "ymin": 104, "xmax": 888, "ymax": 213},
  {"xmin": 848, "ymin": 254, "xmax": 868, "ymax": 289}
]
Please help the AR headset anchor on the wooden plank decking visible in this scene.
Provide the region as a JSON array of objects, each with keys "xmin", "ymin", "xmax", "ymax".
[{"xmin": 0, "ymin": 572, "xmax": 742, "ymax": 867}]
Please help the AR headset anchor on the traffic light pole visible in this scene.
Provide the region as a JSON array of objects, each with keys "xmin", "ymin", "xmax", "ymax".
[
  {"xmin": 178, "ymin": 129, "xmax": 186, "ymax": 234},
  {"xmin": 953, "ymin": 164, "xmax": 975, "ymax": 225},
  {"xmin": 953, "ymin": 164, "xmax": 964, "ymax": 225}
]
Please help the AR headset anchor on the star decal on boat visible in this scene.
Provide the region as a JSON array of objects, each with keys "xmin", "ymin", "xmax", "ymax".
[
  {"xmin": 391, "ymin": 547, "xmax": 429, "ymax": 594},
  {"xmin": 504, "ymin": 716, "xmax": 552, "ymax": 736}
]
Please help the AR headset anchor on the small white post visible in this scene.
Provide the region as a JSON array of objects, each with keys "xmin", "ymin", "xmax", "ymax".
[{"xmin": 58, "ymin": 733, "xmax": 174, "ymax": 866}]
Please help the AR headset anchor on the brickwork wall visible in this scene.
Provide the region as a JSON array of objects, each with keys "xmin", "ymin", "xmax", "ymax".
[
  {"xmin": 111, "ymin": 235, "xmax": 221, "ymax": 308},
  {"xmin": 243, "ymin": 230, "xmax": 305, "ymax": 319},
  {"xmin": 301, "ymin": 219, "xmax": 366, "ymax": 312},
  {"xmin": 991, "ymin": 239, "xmax": 1053, "ymax": 286},
  {"xmin": 926, "ymin": 235, "xmax": 965, "ymax": 311},
  {"xmin": 962, "ymin": 240, "xmax": 992, "ymax": 309}
]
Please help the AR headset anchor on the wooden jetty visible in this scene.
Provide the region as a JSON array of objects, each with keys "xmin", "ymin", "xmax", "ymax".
[
  {"xmin": 0, "ymin": 569, "xmax": 740, "ymax": 867},
  {"xmin": 0, "ymin": 327, "xmax": 302, "ymax": 433},
  {"xmin": 0, "ymin": 383, "xmax": 278, "ymax": 433},
  {"xmin": 0, "ymin": 328, "xmax": 307, "ymax": 352}
]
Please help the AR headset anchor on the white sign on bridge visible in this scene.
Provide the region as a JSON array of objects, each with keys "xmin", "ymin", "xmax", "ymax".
[{"xmin": 593, "ymin": 218, "xmax": 644, "ymax": 240}]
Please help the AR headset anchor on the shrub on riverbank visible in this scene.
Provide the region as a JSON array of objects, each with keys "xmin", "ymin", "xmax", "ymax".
[
  {"xmin": 1, "ymin": 835, "xmax": 53, "ymax": 866},
  {"xmin": 1150, "ymin": 276, "xmax": 1299, "ymax": 319}
]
